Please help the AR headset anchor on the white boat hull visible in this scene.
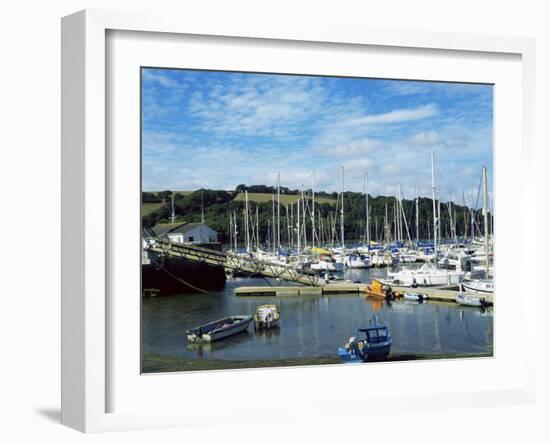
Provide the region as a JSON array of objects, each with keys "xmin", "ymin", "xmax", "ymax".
[
  {"xmin": 345, "ymin": 258, "xmax": 372, "ymax": 268},
  {"xmin": 462, "ymin": 280, "xmax": 494, "ymax": 294},
  {"xmin": 311, "ymin": 261, "xmax": 345, "ymax": 272},
  {"xmin": 403, "ymin": 292, "xmax": 428, "ymax": 301},
  {"xmin": 456, "ymin": 294, "xmax": 487, "ymax": 307},
  {"xmin": 387, "ymin": 264, "xmax": 463, "ymax": 287},
  {"xmin": 187, "ymin": 316, "xmax": 253, "ymax": 342}
]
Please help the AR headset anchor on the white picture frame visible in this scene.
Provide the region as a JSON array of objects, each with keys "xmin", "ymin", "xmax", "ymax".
[{"xmin": 61, "ymin": 9, "xmax": 537, "ymax": 433}]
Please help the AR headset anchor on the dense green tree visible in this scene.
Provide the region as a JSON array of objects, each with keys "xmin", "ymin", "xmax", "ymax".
[{"xmin": 142, "ymin": 187, "xmax": 492, "ymax": 244}]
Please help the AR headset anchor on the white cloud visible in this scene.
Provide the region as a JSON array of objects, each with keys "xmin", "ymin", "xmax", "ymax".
[
  {"xmin": 409, "ymin": 130, "xmax": 440, "ymax": 146},
  {"xmin": 339, "ymin": 103, "xmax": 439, "ymax": 127},
  {"xmin": 142, "ymin": 71, "xmax": 492, "ymax": 202},
  {"xmin": 318, "ymin": 138, "xmax": 384, "ymax": 157},
  {"xmin": 142, "ymin": 70, "xmax": 179, "ymax": 88},
  {"xmin": 342, "ymin": 157, "xmax": 375, "ymax": 173},
  {"xmin": 385, "ymin": 81, "xmax": 432, "ymax": 96},
  {"xmin": 186, "ymin": 76, "xmax": 330, "ymax": 137}
]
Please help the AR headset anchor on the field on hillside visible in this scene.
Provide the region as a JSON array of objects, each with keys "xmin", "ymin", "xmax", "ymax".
[
  {"xmin": 233, "ymin": 192, "xmax": 336, "ymax": 206},
  {"xmin": 141, "ymin": 192, "xmax": 337, "ymax": 217},
  {"xmin": 141, "ymin": 202, "xmax": 163, "ymax": 216}
]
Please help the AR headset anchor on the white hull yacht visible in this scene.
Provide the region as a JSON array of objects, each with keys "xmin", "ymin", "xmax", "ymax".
[{"xmin": 386, "ymin": 263, "xmax": 463, "ymax": 287}]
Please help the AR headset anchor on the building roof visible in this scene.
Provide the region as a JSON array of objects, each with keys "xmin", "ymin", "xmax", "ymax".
[
  {"xmin": 152, "ymin": 222, "xmax": 215, "ymax": 237},
  {"xmin": 151, "ymin": 222, "xmax": 185, "ymax": 237}
]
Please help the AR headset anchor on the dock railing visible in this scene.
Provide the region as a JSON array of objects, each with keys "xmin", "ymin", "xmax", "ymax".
[{"xmin": 143, "ymin": 233, "xmax": 319, "ymax": 286}]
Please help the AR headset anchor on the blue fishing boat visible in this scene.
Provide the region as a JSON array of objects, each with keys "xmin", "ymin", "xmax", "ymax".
[
  {"xmin": 338, "ymin": 316, "xmax": 392, "ymax": 363},
  {"xmin": 186, "ymin": 315, "xmax": 253, "ymax": 343}
]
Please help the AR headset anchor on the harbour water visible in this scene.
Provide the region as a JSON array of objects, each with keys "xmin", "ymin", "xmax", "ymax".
[{"xmin": 141, "ymin": 267, "xmax": 493, "ymax": 369}]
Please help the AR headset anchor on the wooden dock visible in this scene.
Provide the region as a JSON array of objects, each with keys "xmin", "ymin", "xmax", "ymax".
[{"xmin": 234, "ymin": 283, "xmax": 494, "ymax": 304}]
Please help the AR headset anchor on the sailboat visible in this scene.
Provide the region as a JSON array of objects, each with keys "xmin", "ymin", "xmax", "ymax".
[
  {"xmin": 461, "ymin": 166, "xmax": 494, "ymax": 295},
  {"xmin": 344, "ymin": 252, "xmax": 372, "ymax": 268}
]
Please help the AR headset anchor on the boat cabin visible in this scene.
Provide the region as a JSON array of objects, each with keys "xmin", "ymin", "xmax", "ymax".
[{"xmin": 357, "ymin": 323, "xmax": 390, "ymax": 344}]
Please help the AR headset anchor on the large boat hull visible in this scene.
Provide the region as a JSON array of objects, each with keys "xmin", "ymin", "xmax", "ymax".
[
  {"xmin": 387, "ymin": 266, "xmax": 462, "ymax": 287},
  {"xmin": 142, "ymin": 255, "xmax": 226, "ymax": 295}
]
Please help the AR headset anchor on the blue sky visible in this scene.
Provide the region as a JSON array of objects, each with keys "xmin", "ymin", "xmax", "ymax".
[{"xmin": 142, "ymin": 68, "xmax": 493, "ymax": 205}]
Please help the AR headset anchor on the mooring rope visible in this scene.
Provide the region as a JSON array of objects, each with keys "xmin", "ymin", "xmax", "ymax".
[{"xmin": 159, "ymin": 263, "xmax": 209, "ymax": 294}]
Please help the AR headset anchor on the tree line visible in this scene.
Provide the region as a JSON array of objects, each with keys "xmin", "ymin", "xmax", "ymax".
[{"xmin": 142, "ymin": 187, "xmax": 493, "ymax": 245}]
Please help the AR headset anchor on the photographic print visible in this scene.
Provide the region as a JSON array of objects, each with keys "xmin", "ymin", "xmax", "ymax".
[{"xmin": 140, "ymin": 68, "xmax": 494, "ymax": 373}]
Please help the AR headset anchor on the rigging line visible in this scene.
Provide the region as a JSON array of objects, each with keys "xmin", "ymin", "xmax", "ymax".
[
  {"xmin": 400, "ymin": 190, "xmax": 416, "ymax": 228},
  {"xmin": 261, "ymin": 276, "xmax": 274, "ymax": 286},
  {"xmin": 474, "ymin": 168, "xmax": 483, "ymax": 211}
]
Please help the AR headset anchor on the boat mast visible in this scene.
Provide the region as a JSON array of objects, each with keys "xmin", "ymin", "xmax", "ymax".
[
  {"xmin": 340, "ymin": 165, "xmax": 345, "ymax": 249},
  {"xmin": 437, "ymin": 191, "xmax": 441, "ymax": 241},
  {"xmin": 170, "ymin": 193, "xmax": 175, "ymax": 224},
  {"xmin": 297, "ymin": 197, "xmax": 301, "ymax": 254},
  {"xmin": 272, "ymin": 193, "xmax": 276, "ymax": 254},
  {"xmin": 397, "ymin": 185, "xmax": 403, "ymax": 242},
  {"xmin": 365, "ymin": 171, "xmax": 370, "ymax": 246},
  {"xmin": 397, "ymin": 182, "xmax": 404, "ymax": 242},
  {"xmin": 201, "ymin": 190, "xmax": 205, "ymax": 224},
  {"xmin": 311, "ymin": 170, "xmax": 316, "ymax": 248},
  {"xmin": 393, "ymin": 198, "xmax": 397, "ymax": 242},
  {"xmin": 285, "ymin": 204, "xmax": 292, "ymax": 247},
  {"xmin": 399, "ymin": 184, "xmax": 412, "ymax": 243},
  {"xmin": 483, "ymin": 166, "xmax": 490, "ymax": 276},
  {"xmin": 301, "ymin": 185, "xmax": 307, "ymax": 249},
  {"xmin": 330, "ymin": 208, "xmax": 336, "ymax": 247},
  {"xmin": 415, "ymin": 182, "xmax": 419, "ymax": 242},
  {"xmin": 290, "ymin": 203, "xmax": 294, "ymax": 249},
  {"xmin": 256, "ymin": 205, "xmax": 259, "ymax": 250},
  {"xmin": 233, "ymin": 211, "xmax": 239, "ymax": 252},
  {"xmin": 244, "ymin": 190, "xmax": 250, "ymax": 253},
  {"xmin": 384, "ymin": 202, "xmax": 389, "ymax": 243},
  {"xmin": 319, "ymin": 211, "xmax": 323, "ymax": 245},
  {"xmin": 277, "ymin": 172, "xmax": 281, "ymax": 251},
  {"xmin": 229, "ymin": 213, "xmax": 233, "ymax": 251},
  {"xmin": 462, "ymin": 191, "xmax": 467, "ymax": 239},
  {"xmin": 431, "ymin": 152, "xmax": 438, "ymax": 259}
]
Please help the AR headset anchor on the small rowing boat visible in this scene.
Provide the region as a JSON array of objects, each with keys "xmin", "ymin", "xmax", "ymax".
[{"xmin": 186, "ymin": 315, "xmax": 253, "ymax": 342}]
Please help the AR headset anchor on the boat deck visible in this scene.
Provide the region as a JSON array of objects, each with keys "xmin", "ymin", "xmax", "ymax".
[{"xmin": 234, "ymin": 283, "xmax": 494, "ymax": 304}]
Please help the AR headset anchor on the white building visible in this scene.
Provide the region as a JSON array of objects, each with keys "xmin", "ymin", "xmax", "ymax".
[{"xmin": 152, "ymin": 222, "xmax": 218, "ymax": 244}]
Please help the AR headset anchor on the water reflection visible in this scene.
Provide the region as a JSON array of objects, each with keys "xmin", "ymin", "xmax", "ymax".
[{"xmin": 142, "ymin": 270, "xmax": 493, "ymax": 362}]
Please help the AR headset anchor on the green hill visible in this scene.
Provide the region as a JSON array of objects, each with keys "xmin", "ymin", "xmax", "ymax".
[
  {"xmin": 141, "ymin": 202, "xmax": 163, "ymax": 216},
  {"xmin": 233, "ymin": 192, "xmax": 336, "ymax": 206}
]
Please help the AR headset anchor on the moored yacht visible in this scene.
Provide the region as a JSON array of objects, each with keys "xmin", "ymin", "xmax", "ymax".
[
  {"xmin": 462, "ymin": 279, "xmax": 494, "ymax": 294},
  {"xmin": 386, "ymin": 262, "xmax": 463, "ymax": 287},
  {"xmin": 310, "ymin": 255, "xmax": 345, "ymax": 272},
  {"xmin": 344, "ymin": 253, "xmax": 372, "ymax": 268}
]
